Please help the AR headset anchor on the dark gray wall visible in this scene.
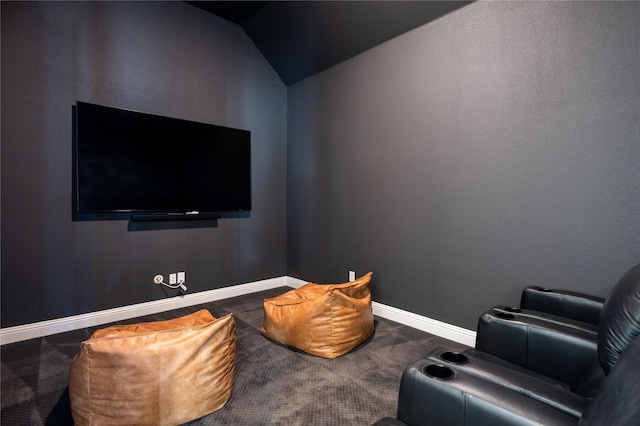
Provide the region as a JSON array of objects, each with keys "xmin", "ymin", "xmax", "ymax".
[
  {"xmin": 287, "ymin": 1, "xmax": 640, "ymax": 329},
  {"xmin": 1, "ymin": 1, "xmax": 287, "ymax": 327}
]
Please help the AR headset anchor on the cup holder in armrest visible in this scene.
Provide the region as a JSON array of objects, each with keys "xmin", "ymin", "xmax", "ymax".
[
  {"xmin": 501, "ymin": 307, "xmax": 522, "ymax": 313},
  {"xmin": 492, "ymin": 311, "xmax": 517, "ymax": 320},
  {"xmin": 440, "ymin": 351, "xmax": 469, "ymax": 364},
  {"xmin": 423, "ymin": 364, "xmax": 454, "ymax": 380}
]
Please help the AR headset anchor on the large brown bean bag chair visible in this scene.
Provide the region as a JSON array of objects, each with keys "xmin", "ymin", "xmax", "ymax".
[
  {"xmin": 69, "ymin": 309, "xmax": 236, "ymax": 426},
  {"xmin": 261, "ymin": 272, "xmax": 374, "ymax": 358}
]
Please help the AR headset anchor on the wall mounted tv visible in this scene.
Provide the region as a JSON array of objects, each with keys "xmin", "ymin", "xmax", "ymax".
[{"xmin": 75, "ymin": 101, "xmax": 251, "ymax": 220}]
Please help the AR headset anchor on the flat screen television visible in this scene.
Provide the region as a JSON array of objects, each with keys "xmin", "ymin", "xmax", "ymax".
[{"xmin": 75, "ymin": 101, "xmax": 251, "ymax": 219}]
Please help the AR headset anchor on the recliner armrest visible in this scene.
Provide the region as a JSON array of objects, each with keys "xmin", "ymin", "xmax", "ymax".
[
  {"xmin": 491, "ymin": 305, "xmax": 598, "ymax": 336},
  {"xmin": 395, "ymin": 355, "xmax": 578, "ymax": 426},
  {"xmin": 521, "ymin": 286, "xmax": 604, "ymax": 326},
  {"xmin": 476, "ymin": 308, "xmax": 598, "ymax": 386},
  {"xmin": 425, "ymin": 347, "xmax": 589, "ymax": 418}
]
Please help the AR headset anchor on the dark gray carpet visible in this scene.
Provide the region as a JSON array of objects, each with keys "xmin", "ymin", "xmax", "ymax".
[{"xmin": 1, "ymin": 287, "xmax": 469, "ymax": 425}]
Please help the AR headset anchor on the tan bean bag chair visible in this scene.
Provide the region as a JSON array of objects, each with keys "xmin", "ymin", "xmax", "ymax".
[
  {"xmin": 261, "ymin": 272, "xmax": 374, "ymax": 359},
  {"xmin": 69, "ymin": 309, "xmax": 236, "ymax": 426}
]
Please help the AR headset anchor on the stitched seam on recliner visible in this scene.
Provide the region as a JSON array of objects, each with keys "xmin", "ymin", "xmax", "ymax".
[
  {"xmin": 463, "ymin": 392, "xmax": 469, "ymax": 425},
  {"xmin": 462, "ymin": 367, "xmax": 530, "ymax": 395},
  {"xmin": 452, "ymin": 381, "xmax": 545, "ymax": 425},
  {"xmin": 450, "ymin": 366, "xmax": 582, "ymax": 418},
  {"xmin": 525, "ymin": 324, "xmax": 530, "ymax": 368},
  {"xmin": 495, "ymin": 307, "xmax": 597, "ymax": 334}
]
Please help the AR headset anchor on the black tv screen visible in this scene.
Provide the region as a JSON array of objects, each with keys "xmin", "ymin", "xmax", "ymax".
[{"xmin": 75, "ymin": 101, "xmax": 251, "ymax": 217}]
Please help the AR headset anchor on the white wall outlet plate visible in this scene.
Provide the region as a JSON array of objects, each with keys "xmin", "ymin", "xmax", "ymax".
[
  {"xmin": 169, "ymin": 273, "xmax": 177, "ymax": 285},
  {"xmin": 177, "ymin": 271, "xmax": 185, "ymax": 283}
]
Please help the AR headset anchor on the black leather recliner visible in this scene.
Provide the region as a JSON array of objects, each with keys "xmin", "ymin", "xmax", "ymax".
[
  {"xmin": 475, "ymin": 306, "xmax": 601, "ymax": 398},
  {"xmin": 469, "ymin": 282, "xmax": 606, "ymax": 385},
  {"xmin": 474, "ymin": 262, "xmax": 640, "ymax": 398},
  {"xmin": 373, "ymin": 262, "xmax": 640, "ymax": 426},
  {"xmin": 519, "ymin": 285, "xmax": 604, "ymax": 326},
  {"xmin": 374, "ymin": 334, "xmax": 640, "ymax": 426},
  {"xmin": 478, "ymin": 269, "xmax": 618, "ymax": 368},
  {"xmin": 469, "ymin": 273, "xmax": 608, "ymax": 383}
]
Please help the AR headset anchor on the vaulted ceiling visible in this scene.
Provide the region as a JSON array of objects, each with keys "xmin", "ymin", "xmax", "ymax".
[{"xmin": 187, "ymin": 1, "xmax": 472, "ymax": 86}]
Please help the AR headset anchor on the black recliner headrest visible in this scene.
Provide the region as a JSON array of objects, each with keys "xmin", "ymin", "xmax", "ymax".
[
  {"xmin": 598, "ymin": 262, "xmax": 640, "ymax": 374},
  {"xmin": 580, "ymin": 335, "xmax": 640, "ymax": 426}
]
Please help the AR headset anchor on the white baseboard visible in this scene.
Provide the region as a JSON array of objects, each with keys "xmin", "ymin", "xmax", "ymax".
[
  {"xmin": 1, "ymin": 276, "xmax": 476, "ymax": 347},
  {"xmin": 0, "ymin": 276, "xmax": 291, "ymax": 345},
  {"xmin": 372, "ymin": 302, "xmax": 476, "ymax": 347}
]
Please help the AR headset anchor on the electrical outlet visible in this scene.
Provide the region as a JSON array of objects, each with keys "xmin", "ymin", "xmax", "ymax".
[
  {"xmin": 349, "ymin": 270, "xmax": 356, "ymax": 281},
  {"xmin": 169, "ymin": 273, "xmax": 177, "ymax": 285},
  {"xmin": 177, "ymin": 271, "xmax": 185, "ymax": 283}
]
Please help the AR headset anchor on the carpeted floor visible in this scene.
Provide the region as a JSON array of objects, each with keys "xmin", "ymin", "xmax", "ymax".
[{"xmin": 1, "ymin": 287, "xmax": 469, "ymax": 425}]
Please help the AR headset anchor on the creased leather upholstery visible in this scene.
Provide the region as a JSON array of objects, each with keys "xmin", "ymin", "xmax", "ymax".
[
  {"xmin": 596, "ymin": 262, "xmax": 640, "ymax": 374},
  {"xmin": 261, "ymin": 272, "xmax": 374, "ymax": 358},
  {"xmin": 579, "ymin": 334, "xmax": 640, "ymax": 426},
  {"xmin": 69, "ymin": 309, "xmax": 236, "ymax": 426}
]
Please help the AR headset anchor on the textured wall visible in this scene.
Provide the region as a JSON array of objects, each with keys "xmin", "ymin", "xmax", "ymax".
[
  {"xmin": 1, "ymin": 2, "xmax": 287, "ymax": 327},
  {"xmin": 287, "ymin": 1, "xmax": 640, "ymax": 329}
]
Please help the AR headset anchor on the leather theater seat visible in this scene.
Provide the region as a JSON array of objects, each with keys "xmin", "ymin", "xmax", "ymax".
[
  {"xmin": 475, "ymin": 307, "xmax": 601, "ymax": 396},
  {"xmin": 68, "ymin": 309, "xmax": 236, "ymax": 426},
  {"xmin": 375, "ymin": 334, "xmax": 640, "ymax": 426},
  {"xmin": 475, "ymin": 273, "xmax": 608, "ymax": 359},
  {"xmin": 473, "ymin": 262, "xmax": 640, "ymax": 398},
  {"xmin": 373, "ymin": 262, "xmax": 640, "ymax": 426},
  {"xmin": 261, "ymin": 272, "xmax": 374, "ymax": 359}
]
